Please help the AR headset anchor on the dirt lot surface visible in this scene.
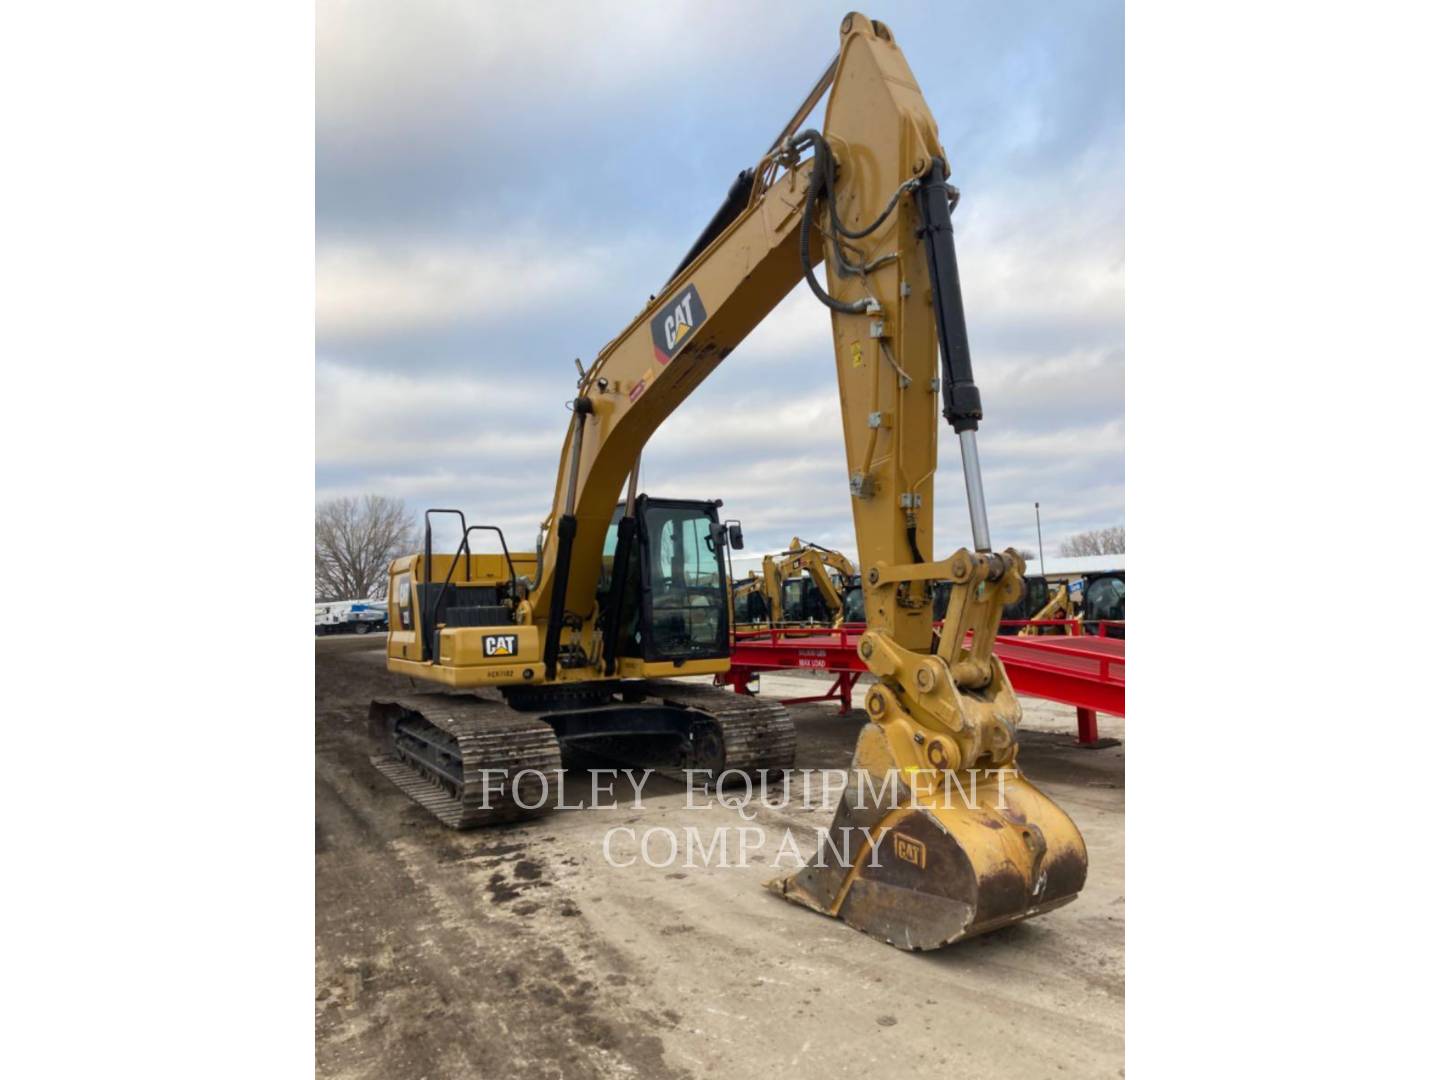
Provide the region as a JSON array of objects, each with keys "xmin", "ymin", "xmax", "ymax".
[{"xmin": 317, "ymin": 636, "xmax": 1124, "ymax": 1079}]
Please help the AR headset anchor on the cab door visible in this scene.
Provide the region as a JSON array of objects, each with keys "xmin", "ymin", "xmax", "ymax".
[{"xmin": 636, "ymin": 498, "xmax": 729, "ymax": 662}]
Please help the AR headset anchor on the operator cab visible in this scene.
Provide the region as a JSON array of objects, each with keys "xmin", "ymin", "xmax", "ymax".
[
  {"xmin": 1081, "ymin": 571, "xmax": 1125, "ymax": 637},
  {"xmin": 781, "ymin": 576, "xmax": 832, "ymax": 624},
  {"xmin": 732, "ymin": 579, "xmax": 770, "ymax": 625},
  {"xmin": 597, "ymin": 495, "xmax": 735, "ymax": 664}
]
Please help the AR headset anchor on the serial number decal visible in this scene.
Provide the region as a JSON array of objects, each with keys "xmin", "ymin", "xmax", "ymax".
[{"xmin": 649, "ymin": 283, "xmax": 707, "ymax": 366}]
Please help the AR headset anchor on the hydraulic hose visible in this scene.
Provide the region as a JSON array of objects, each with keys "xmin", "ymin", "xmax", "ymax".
[
  {"xmin": 792, "ymin": 129, "xmax": 917, "ymax": 315},
  {"xmin": 798, "ymin": 144, "xmax": 868, "ymax": 315}
]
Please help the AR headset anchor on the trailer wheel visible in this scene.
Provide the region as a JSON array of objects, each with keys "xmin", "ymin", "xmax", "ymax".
[{"xmin": 354, "ymin": 622, "xmax": 371, "ymax": 635}]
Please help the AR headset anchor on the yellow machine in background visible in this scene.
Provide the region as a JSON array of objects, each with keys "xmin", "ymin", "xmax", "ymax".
[
  {"xmin": 369, "ymin": 12, "xmax": 1085, "ymax": 951},
  {"xmin": 1018, "ymin": 583, "xmax": 1078, "ymax": 636},
  {"xmin": 734, "ymin": 537, "xmax": 859, "ymax": 627}
]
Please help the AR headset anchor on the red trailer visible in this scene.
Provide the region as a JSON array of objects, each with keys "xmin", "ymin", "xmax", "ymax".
[{"xmin": 724, "ymin": 622, "xmax": 1124, "ymax": 745}]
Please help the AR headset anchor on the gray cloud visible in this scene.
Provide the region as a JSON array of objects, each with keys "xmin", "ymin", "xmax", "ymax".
[{"xmin": 317, "ymin": 0, "xmax": 1124, "ymax": 563}]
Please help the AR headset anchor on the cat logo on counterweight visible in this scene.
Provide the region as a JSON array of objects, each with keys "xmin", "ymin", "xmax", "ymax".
[
  {"xmin": 650, "ymin": 284, "xmax": 707, "ymax": 366},
  {"xmin": 482, "ymin": 634, "xmax": 519, "ymax": 658}
]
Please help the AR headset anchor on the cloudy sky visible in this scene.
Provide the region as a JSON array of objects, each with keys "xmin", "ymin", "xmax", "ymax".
[{"xmin": 316, "ymin": 0, "xmax": 1123, "ymax": 567}]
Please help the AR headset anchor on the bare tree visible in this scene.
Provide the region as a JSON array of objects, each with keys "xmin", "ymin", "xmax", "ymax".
[
  {"xmin": 315, "ymin": 495, "xmax": 417, "ymax": 601},
  {"xmin": 1058, "ymin": 526, "xmax": 1125, "ymax": 557}
]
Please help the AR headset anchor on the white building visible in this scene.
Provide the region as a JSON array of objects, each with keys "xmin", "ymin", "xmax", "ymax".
[{"xmin": 1029, "ymin": 554, "xmax": 1125, "ymax": 584}]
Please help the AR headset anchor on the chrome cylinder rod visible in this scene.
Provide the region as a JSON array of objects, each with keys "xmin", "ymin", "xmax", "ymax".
[
  {"xmin": 563, "ymin": 407, "xmax": 587, "ymax": 515},
  {"xmin": 958, "ymin": 429, "xmax": 992, "ymax": 553},
  {"xmin": 624, "ymin": 451, "xmax": 640, "ymax": 516}
]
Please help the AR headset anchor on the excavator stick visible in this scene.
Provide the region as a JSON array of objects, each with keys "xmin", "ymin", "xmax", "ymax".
[{"xmin": 765, "ymin": 13, "xmax": 1088, "ymax": 946}]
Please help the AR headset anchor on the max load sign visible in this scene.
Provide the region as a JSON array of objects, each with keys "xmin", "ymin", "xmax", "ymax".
[{"xmin": 650, "ymin": 284, "xmax": 707, "ymax": 366}]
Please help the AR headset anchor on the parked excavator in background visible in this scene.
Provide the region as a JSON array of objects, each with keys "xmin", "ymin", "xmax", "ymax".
[
  {"xmin": 365, "ymin": 11, "xmax": 1086, "ymax": 952},
  {"xmin": 933, "ymin": 570, "xmax": 1125, "ymax": 636},
  {"xmin": 932, "ymin": 573, "xmax": 1051, "ymax": 634},
  {"xmin": 732, "ymin": 571, "xmax": 770, "ymax": 624},
  {"xmin": 1018, "ymin": 582, "xmax": 1077, "ymax": 636},
  {"xmin": 733, "ymin": 537, "xmax": 862, "ymax": 627}
]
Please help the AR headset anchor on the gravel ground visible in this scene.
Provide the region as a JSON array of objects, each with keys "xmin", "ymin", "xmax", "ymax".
[{"xmin": 316, "ymin": 636, "xmax": 1124, "ymax": 1079}]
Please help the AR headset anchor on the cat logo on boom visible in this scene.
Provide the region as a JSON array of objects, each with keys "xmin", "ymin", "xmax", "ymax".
[
  {"xmin": 650, "ymin": 283, "xmax": 708, "ymax": 366},
  {"xmin": 482, "ymin": 634, "xmax": 519, "ymax": 658}
]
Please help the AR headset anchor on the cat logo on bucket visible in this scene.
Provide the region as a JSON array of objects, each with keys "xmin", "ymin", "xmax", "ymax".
[
  {"xmin": 649, "ymin": 284, "xmax": 707, "ymax": 365},
  {"xmin": 893, "ymin": 832, "xmax": 927, "ymax": 869},
  {"xmin": 482, "ymin": 634, "xmax": 519, "ymax": 658}
]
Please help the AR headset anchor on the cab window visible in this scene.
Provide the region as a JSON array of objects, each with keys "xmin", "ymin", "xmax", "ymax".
[
  {"xmin": 393, "ymin": 573, "xmax": 413, "ymax": 630},
  {"xmin": 645, "ymin": 506, "xmax": 726, "ymax": 659},
  {"xmin": 1087, "ymin": 577, "xmax": 1125, "ymax": 621},
  {"xmin": 1027, "ymin": 577, "xmax": 1050, "ymax": 614}
]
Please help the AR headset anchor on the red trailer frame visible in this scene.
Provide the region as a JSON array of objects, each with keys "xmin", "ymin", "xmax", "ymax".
[{"xmin": 724, "ymin": 622, "xmax": 1124, "ymax": 745}]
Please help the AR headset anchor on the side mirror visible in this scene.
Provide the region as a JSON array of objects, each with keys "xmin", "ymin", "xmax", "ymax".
[{"xmin": 727, "ymin": 522, "xmax": 745, "ymax": 550}]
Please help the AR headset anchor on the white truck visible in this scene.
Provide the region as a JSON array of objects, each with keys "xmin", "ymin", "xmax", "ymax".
[{"xmin": 314, "ymin": 599, "xmax": 388, "ymax": 636}]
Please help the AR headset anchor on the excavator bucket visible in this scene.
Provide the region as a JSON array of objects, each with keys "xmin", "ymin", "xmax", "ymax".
[{"xmin": 769, "ymin": 705, "xmax": 1087, "ymax": 950}]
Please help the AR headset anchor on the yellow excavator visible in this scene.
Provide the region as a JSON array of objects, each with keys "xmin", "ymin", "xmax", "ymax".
[
  {"xmin": 734, "ymin": 537, "xmax": 858, "ymax": 626},
  {"xmin": 1018, "ymin": 583, "xmax": 1078, "ymax": 636},
  {"xmin": 368, "ymin": 12, "xmax": 1086, "ymax": 951}
]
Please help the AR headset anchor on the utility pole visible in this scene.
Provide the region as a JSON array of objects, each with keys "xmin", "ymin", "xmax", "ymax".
[{"xmin": 1034, "ymin": 502, "xmax": 1046, "ymax": 578}]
